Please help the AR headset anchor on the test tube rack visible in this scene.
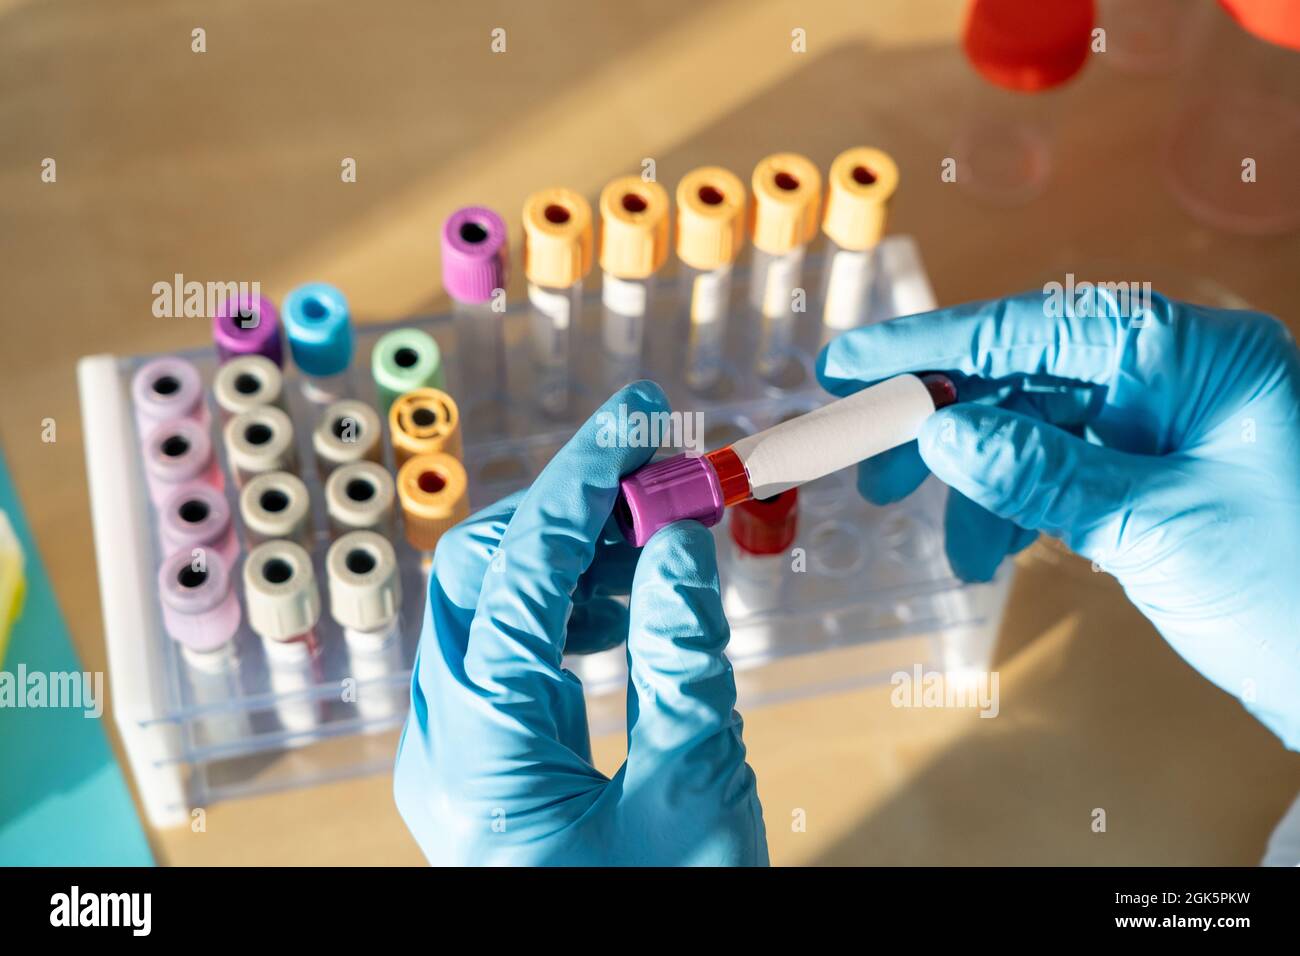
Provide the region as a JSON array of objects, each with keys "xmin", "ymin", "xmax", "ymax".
[{"xmin": 78, "ymin": 235, "xmax": 1012, "ymax": 828}]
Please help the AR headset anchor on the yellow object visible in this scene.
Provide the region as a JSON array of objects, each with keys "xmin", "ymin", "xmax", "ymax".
[
  {"xmin": 675, "ymin": 166, "xmax": 747, "ymax": 271},
  {"xmin": 749, "ymin": 152, "xmax": 822, "ymax": 255},
  {"xmin": 598, "ymin": 177, "xmax": 670, "ymax": 280},
  {"xmin": 389, "ymin": 388, "xmax": 462, "ymax": 466},
  {"xmin": 0, "ymin": 511, "xmax": 24, "ymax": 666},
  {"xmin": 522, "ymin": 188, "xmax": 594, "ymax": 289},
  {"xmin": 397, "ymin": 452, "xmax": 469, "ymax": 553},
  {"xmin": 821, "ymin": 147, "xmax": 899, "ymax": 251}
]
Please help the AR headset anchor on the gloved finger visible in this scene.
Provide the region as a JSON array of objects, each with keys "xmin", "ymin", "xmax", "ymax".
[
  {"xmin": 942, "ymin": 489, "xmax": 1025, "ymax": 583},
  {"xmin": 465, "ymin": 381, "xmax": 668, "ymax": 726},
  {"xmin": 623, "ymin": 522, "xmax": 758, "ymax": 807},
  {"xmin": 565, "ymin": 597, "xmax": 630, "ymax": 655},
  {"xmin": 816, "ymin": 288, "xmax": 1145, "ymax": 396},
  {"xmin": 856, "ymin": 440, "xmax": 930, "ymax": 505},
  {"xmin": 918, "ymin": 404, "xmax": 1137, "ymax": 558}
]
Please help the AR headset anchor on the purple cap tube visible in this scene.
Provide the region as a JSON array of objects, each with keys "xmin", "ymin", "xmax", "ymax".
[
  {"xmin": 615, "ymin": 453, "xmax": 726, "ymax": 548},
  {"xmin": 441, "ymin": 206, "xmax": 508, "ymax": 304},
  {"xmin": 158, "ymin": 548, "xmax": 242, "ymax": 655},
  {"xmin": 160, "ymin": 481, "xmax": 238, "ymax": 567},
  {"xmin": 132, "ymin": 357, "xmax": 206, "ymax": 430},
  {"xmin": 213, "ymin": 292, "xmax": 283, "ymax": 367},
  {"xmin": 143, "ymin": 418, "xmax": 220, "ymax": 506}
]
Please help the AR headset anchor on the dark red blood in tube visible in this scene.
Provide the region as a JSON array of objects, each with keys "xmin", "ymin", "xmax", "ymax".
[
  {"xmin": 731, "ymin": 489, "xmax": 799, "ymax": 556},
  {"xmin": 963, "ymin": 0, "xmax": 1096, "ymax": 92}
]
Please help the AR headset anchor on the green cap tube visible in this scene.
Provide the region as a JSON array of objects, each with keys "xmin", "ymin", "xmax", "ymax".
[{"xmin": 371, "ymin": 328, "xmax": 443, "ymax": 411}]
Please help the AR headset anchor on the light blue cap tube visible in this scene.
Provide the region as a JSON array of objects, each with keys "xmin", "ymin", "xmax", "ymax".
[{"xmin": 282, "ymin": 282, "xmax": 355, "ymax": 377}]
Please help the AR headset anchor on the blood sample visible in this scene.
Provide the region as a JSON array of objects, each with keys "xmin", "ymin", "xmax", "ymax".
[{"xmin": 617, "ymin": 372, "xmax": 956, "ymax": 546}]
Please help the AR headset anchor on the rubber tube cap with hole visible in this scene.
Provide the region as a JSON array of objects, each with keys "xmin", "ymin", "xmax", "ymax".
[
  {"xmin": 599, "ymin": 177, "xmax": 670, "ymax": 280},
  {"xmin": 822, "ymin": 147, "xmax": 899, "ymax": 252},
  {"xmin": 675, "ymin": 166, "xmax": 747, "ymax": 271},
  {"xmin": 371, "ymin": 329, "xmax": 443, "ymax": 412},
  {"xmin": 442, "ymin": 206, "xmax": 508, "ymax": 304},
  {"xmin": 397, "ymin": 452, "xmax": 469, "ymax": 552},
  {"xmin": 750, "ymin": 153, "xmax": 822, "ymax": 255},
  {"xmin": 213, "ymin": 292, "xmax": 284, "ymax": 367},
  {"xmin": 522, "ymin": 188, "xmax": 593, "ymax": 289},
  {"xmin": 327, "ymin": 530, "xmax": 401, "ymax": 633},
  {"xmin": 282, "ymin": 282, "xmax": 354, "ymax": 377},
  {"xmin": 615, "ymin": 453, "xmax": 726, "ymax": 548},
  {"xmin": 158, "ymin": 548, "xmax": 241, "ymax": 654},
  {"xmin": 243, "ymin": 540, "xmax": 320, "ymax": 642}
]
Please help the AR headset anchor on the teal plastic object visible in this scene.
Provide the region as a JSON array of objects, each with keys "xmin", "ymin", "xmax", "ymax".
[
  {"xmin": 282, "ymin": 282, "xmax": 354, "ymax": 378},
  {"xmin": 0, "ymin": 448, "xmax": 154, "ymax": 865},
  {"xmin": 394, "ymin": 383, "xmax": 769, "ymax": 865},
  {"xmin": 817, "ymin": 288, "xmax": 1300, "ymax": 750}
]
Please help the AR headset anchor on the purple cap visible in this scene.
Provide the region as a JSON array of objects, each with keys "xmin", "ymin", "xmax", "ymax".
[
  {"xmin": 160, "ymin": 482, "xmax": 237, "ymax": 566},
  {"xmin": 213, "ymin": 292, "xmax": 283, "ymax": 367},
  {"xmin": 158, "ymin": 548, "xmax": 242, "ymax": 653},
  {"xmin": 143, "ymin": 418, "xmax": 217, "ymax": 505},
  {"xmin": 615, "ymin": 453, "xmax": 726, "ymax": 547},
  {"xmin": 132, "ymin": 357, "xmax": 205, "ymax": 428},
  {"xmin": 441, "ymin": 206, "xmax": 508, "ymax": 304}
]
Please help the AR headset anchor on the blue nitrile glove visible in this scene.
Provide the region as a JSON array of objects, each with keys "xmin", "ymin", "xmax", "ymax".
[
  {"xmin": 394, "ymin": 382, "xmax": 768, "ymax": 865},
  {"xmin": 817, "ymin": 289, "xmax": 1300, "ymax": 749}
]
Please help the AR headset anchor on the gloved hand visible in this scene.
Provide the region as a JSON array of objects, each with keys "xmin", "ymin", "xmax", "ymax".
[
  {"xmin": 394, "ymin": 382, "xmax": 768, "ymax": 865},
  {"xmin": 817, "ymin": 288, "xmax": 1300, "ymax": 749}
]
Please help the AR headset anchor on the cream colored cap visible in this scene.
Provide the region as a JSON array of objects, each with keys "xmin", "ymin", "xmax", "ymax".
[
  {"xmin": 243, "ymin": 540, "xmax": 320, "ymax": 642},
  {"xmin": 821, "ymin": 147, "xmax": 899, "ymax": 251},
  {"xmin": 598, "ymin": 177, "xmax": 669, "ymax": 280},
  {"xmin": 397, "ymin": 452, "xmax": 469, "ymax": 553},
  {"xmin": 326, "ymin": 531, "xmax": 401, "ymax": 633},
  {"xmin": 522, "ymin": 188, "xmax": 593, "ymax": 288},
  {"xmin": 749, "ymin": 153, "xmax": 822, "ymax": 255},
  {"xmin": 675, "ymin": 166, "xmax": 747, "ymax": 271},
  {"xmin": 239, "ymin": 470, "xmax": 311, "ymax": 546}
]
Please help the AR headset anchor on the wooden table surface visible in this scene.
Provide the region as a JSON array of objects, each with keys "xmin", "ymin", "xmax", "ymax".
[{"xmin": 3, "ymin": 0, "xmax": 1298, "ymax": 865}]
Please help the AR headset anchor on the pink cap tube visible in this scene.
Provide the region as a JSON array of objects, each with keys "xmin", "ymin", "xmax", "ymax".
[
  {"xmin": 160, "ymin": 482, "xmax": 238, "ymax": 566},
  {"xmin": 158, "ymin": 548, "xmax": 242, "ymax": 654},
  {"xmin": 132, "ymin": 357, "xmax": 206, "ymax": 429},
  {"xmin": 441, "ymin": 206, "xmax": 508, "ymax": 304}
]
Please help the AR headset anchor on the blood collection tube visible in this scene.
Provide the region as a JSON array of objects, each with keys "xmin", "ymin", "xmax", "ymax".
[
  {"xmin": 396, "ymin": 452, "xmax": 469, "ymax": 572},
  {"xmin": 676, "ymin": 166, "xmax": 747, "ymax": 394},
  {"xmin": 312, "ymin": 398, "xmax": 381, "ymax": 476},
  {"xmin": 820, "ymin": 147, "xmax": 899, "ymax": 334},
  {"xmin": 158, "ymin": 547, "xmax": 241, "ymax": 660},
  {"xmin": 616, "ymin": 372, "xmax": 957, "ymax": 546},
  {"xmin": 327, "ymin": 530, "xmax": 405, "ymax": 724},
  {"xmin": 132, "ymin": 357, "xmax": 207, "ymax": 432},
  {"xmin": 143, "ymin": 417, "xmax": 221, "ymax": 507},
  {"xmin": 748, "ymin": 153, "xmax": 822, "ymax": 386},
  {"xmin": 388, "ymin": 387, "xmax": 462, "ymax": 466},
  {"xmin": 243, "ymin": 539, "xmax": 324, "ymax": 735},
  {"xmin": 598, "ymin": 176, "xmax": 669, "ymax": 384},
  {"xmin": 370, "ymin": 328, "xmax": 443, "ymax": 414},
  {"xmin": 159, "ymin": 481, "xmax": 238, "ymax": 566},
  {"xmin": 239, "ymin": 470, "xmax": 312, "ymax": 548},
  {"xmin": 282, "ymin": 282, "xmax": 355, "ymax": 403},
  {"xmin": 212, "ymin": 354, "xmax": 284, "ymax": 421},
  {"xmin": 522, "ymin": 188, "xmax": 593, "ymax": 419},
  {"xmin": 325, "ymin": 460, "xmax": 396, "ymax": 538},
  {"xmin": 442, "ymin": 206, "xmax": 509, "ymax": 427},
  {"xmin": 223, "ymin": 405, "xmax": 296, "ymax": 486},
  {"xmin": 723, "ymin": 489, "xmax": 799, "ymax": 659},
  {"xmin": 212, "ymin": 292, "xmax": 283, "ymax": 367}
]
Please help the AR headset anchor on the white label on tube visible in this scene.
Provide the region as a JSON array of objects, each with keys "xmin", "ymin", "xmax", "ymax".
[
  {"xmin": 731, "ymin": 373, "xmax": 936, "ymax": 499},
  {"xmin": 601, "ymin": 274, "xmax": 648, "ymax": 317},
  {"xmin": 761, "ymin": 247, "xmax": 804, "ymax": 318},
  {"xmin": 690, "ymin": 266, "xmax": 731, "ymax": 325},
  {"xmin": 823, "ymin": 248, "xmax": 875, "ymax": 330},
  {"xmin": 528, "ymin": 284, "xmax": 571, "ymax": 330}
]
